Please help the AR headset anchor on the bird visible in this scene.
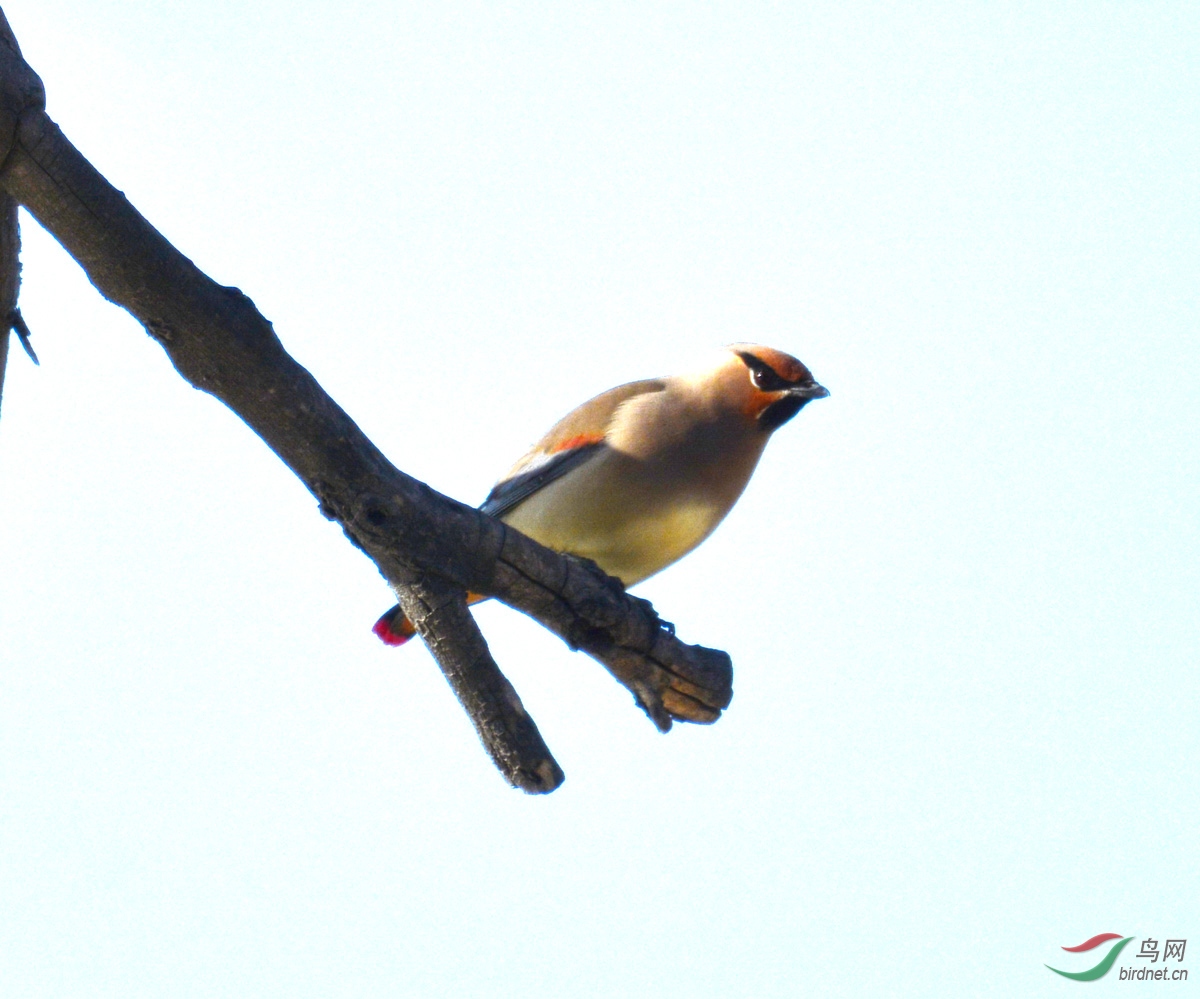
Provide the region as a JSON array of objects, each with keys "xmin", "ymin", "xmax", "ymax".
[{"xmin": 373, "ymin": 343, "xmax": 828, "ymax": 646}]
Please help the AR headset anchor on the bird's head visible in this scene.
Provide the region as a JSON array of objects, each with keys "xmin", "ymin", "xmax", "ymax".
[{"xmin": 707, "ymin": 343, "xmax": 829, "ymax": 432}]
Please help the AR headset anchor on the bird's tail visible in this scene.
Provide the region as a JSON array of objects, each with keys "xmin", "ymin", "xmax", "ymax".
[{"xmin": 372, "ymin": 593, "xmax": 489, "ymax": 647}]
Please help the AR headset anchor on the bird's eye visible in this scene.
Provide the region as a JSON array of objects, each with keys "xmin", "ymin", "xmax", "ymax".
[
  {"xmin": 737, "ymin": 350, "xmax": 788, "ymax": 391},
  {"xmin": 750, "ymin": 366, "xmax": 781, "ymax": 391}
]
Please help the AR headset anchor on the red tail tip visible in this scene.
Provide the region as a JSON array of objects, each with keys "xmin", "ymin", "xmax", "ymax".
[{"xmin": 372, "ymin": 615, "xmax": 413, "ymax": 647}]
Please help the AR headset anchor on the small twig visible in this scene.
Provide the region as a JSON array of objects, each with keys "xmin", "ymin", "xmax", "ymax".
[
  {"xmin": 8, "ymin": 308, "xmax": 36, "ymax": 363},
  {"xmin": 397, "ymin": 575, "xmax": 564, "ymax": 793},
  {"xmin": 0, "ymin": 191, "xmax": 19, "ymax": 420}
]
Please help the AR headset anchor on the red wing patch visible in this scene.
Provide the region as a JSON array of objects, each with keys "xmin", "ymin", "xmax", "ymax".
[{"xmin": 549, "ymin": 432, "xmax": 605, "ymax": 454}]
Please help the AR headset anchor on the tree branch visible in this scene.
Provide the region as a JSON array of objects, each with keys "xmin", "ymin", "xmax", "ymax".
[
  {"xmin": 398, "ymin": 576, "xmax": 564, "ymax": 792},
  {"xmin": 0, "ymin": 10, "xmax": 733, "ymax": 791},
  {"xmin": 0, "ymin": 5, "xmax": 35, "ymax": 424}
]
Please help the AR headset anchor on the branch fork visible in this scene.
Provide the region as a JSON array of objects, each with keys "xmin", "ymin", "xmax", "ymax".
[{"xmin": 0, "ymin": 8, "xmax": 733, "ymax": 792}]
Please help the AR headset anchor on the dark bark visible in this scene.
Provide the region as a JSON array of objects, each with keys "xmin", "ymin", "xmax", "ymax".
[
  {"xmin": 0, "ymin": 9, "xmax": 733, "ymax": 791},
  {"xmin": 0, "ymin": 6, "xmax": 33, "ymax": 422}
]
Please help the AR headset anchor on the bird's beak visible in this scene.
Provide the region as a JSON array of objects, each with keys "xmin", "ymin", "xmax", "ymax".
[
  {"xmin": 757, "ymin": 379, "xmax": 830, "ymax": 431},
  {"xmin": 789, "ymin": 381, "xmax": 830, "ymax": 401}
]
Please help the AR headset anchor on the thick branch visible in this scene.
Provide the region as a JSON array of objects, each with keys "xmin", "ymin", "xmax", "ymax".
[{"xmin": 0, "ymin": 18, "xmax": 733, "ymax": 789}]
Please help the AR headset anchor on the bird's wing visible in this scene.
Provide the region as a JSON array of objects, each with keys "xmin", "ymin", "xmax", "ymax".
[
  {"xmin": 479, "ymin": 442, "xmax": 604, "ymax": 519},
  {"xmin": 479, "ymin": 377, "xmax": 666, "ymax": 519}
]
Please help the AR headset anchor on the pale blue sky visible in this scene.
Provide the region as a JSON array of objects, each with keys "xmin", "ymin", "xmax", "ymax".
[{"xmin": 1, "ymin": 2, "xmax": 1196, "ymax": 996}]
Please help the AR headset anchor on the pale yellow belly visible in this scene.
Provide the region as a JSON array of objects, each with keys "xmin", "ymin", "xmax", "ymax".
[{"xmin": 500, "ymin": 455, "xmax": 730, "ymax": 586}]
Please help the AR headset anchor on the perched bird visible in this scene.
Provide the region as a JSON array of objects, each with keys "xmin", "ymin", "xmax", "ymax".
[{"xmin": 373, "ymin": 344, "xmax": 828, "ymax": 646}]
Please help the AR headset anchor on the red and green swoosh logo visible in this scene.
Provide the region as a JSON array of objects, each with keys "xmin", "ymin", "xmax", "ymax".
[{"xmin": 1046, "ymin": 933, "xmax": 1134, "ymax": 981}]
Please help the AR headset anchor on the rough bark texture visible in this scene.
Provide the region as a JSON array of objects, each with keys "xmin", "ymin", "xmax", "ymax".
[
  {"xmin": 0, "ymin": 9, "xmax": 733, "ymax": 792},
  {"xmin": 0, "ymin": 6, "xmax": 34, "ymax": 421}
]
